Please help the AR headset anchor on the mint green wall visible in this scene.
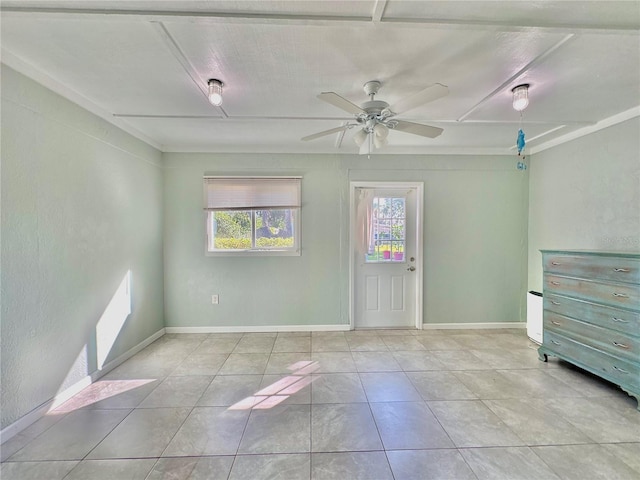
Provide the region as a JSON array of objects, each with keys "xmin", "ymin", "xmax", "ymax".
[
  {"xmin": 1, "ymin": 66, "xmax": 165, "ymax": 429},
  {"xmin": 163, "ymin": 153, "xmax": 529, "ymax": 328},
  {"xmin": 527, "ymin": 117, "xmax": 640, "ymax": 291},
  {"xmin": 163, "ymin": 155, "xmax": 349, "ymax": 328}
]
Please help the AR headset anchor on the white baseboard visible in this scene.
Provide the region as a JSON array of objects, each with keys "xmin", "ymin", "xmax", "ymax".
[
  {"xmin": 0, "ymin": 328, "xmax": 165, "ymax": 445},
  {"xmin": 422, "ymin": 322, "xmax": 526, "ymax": 330},
  {"xmin": 93, "ymin": 328, "xmax": 165, "ymax": 382},
  {"xmin": 165, "ymin": 324, "xmax": 351, "ymax": 334},
  {"xmin": 165, "ymin": 323, "xmax": 525, "ymax": 334},
  {"xmin": 0, "ymin": 400, "xmax": 55, "ymax": 447}
]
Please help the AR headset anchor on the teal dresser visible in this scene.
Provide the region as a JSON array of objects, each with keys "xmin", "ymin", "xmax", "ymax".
[{"xmin": 538, "ymin": 250, "xmax": 640, "ymax": 410}]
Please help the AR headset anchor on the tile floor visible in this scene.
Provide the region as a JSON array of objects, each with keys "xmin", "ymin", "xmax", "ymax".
[{"xmin": 2, "ymin": 329, "xmax": 640, "ymax": 479}]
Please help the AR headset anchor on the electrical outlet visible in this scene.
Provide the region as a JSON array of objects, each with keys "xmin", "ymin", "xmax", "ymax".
[{"xmin": 211, "ymin": 295, "xmax": 219, "ymax": 304}]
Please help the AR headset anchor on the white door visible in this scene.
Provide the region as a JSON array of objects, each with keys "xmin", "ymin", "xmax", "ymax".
[{"xmin": 353, "ymin": 185, "xmax": 421, "ymax": 329}]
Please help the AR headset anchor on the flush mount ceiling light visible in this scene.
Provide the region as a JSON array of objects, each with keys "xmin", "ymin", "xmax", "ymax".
[
  {"xmin": 511, "ymin": 84, "xmax": 529, "ymax": 111},
  {"xmin": 207, "ymin": 79, "xmax": 224, "ymax": 106}
]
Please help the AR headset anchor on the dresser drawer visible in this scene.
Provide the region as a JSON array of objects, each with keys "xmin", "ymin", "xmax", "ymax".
[
  {"xmin": 544, "ymin": 312, "xmax": 640, "ymax": 361},
  {"xmin": 543, "ymin": 331, "xmax": 640, "ymax": 390},
  {"xmin": 544, "ymin": 254, "xmax": 640, "ymax": 284},
  {"xmin": 544, "ymin": 274, "xmax": 640, "ymax": 308},
  {"xmin": 544, "ymin": 294, "xmax": 640, "ymax": 336}
]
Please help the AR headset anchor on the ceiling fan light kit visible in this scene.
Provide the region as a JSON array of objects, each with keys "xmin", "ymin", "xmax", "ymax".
[
  {"xmin": 373, "ymin": 123, "xmax": 389, "ymax": 139},
  {"xmin": 303, "ymin": 80, "xmax": 448, "ymax": 154},
  {"xmin": 373, "ymin": 135, "xmax": 389, "ymax": 149},
  {"xmin": 353, "ymin": 128, "xmax": 368, "ymax": 147},
  {"xmin": 207, "ymin": 79, "xmax": 224, "ymax": 106}
]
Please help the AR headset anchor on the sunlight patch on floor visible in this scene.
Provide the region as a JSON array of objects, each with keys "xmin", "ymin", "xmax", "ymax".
[
  {"xmin": 52, "ymin": 379, "xmax": 156, "ymax": 413},
  {"xmin": 228, "ymin": 361, "xmax": 319, "ymax": 411}
]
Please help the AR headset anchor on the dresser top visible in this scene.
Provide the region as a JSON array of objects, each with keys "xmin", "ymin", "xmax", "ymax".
[{"xmin": 541, "ymin": 250, "xmax": 640, "ymax": 259}]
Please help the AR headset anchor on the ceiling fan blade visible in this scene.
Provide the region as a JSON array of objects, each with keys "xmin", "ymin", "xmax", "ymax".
[
  {"xmin": 389, "ymin": 83, "xmax": 449, "ymax": 115},
  {"xmin": 301, "ymin": 125, "xmax": 351, "ymax": 141},
  {"xmin": 318, "ymin": 92, "xmax": 366, "ymax": 115},
  {"xmin": 393, "ymin": 120, "xmax": 444, "ymax": 138}
]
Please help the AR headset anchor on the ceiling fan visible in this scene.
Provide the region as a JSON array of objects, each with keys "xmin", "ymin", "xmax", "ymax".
[{"xmin": 302, "ymin": 80, "xmax": 448, "ymax": 154}]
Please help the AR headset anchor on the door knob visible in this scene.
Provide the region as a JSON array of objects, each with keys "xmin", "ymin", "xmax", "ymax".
[{"xmin": 407, "ymin": 266, "xmax": 416, "ymax": 272}]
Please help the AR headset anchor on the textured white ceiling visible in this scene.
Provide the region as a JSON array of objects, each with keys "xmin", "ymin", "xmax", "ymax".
[{"xmin": 1, "ymin": 1, "xmax": 639, "ymax": 155}]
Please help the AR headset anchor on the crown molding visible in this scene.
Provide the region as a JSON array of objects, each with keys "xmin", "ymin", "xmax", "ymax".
[
  {"xmin": 1, "ymin": 49, "xmax": 162, "ymax": 151},
  {"xmin": 530, "ymin": 106, "xmax": 640, "ymax": 154}
]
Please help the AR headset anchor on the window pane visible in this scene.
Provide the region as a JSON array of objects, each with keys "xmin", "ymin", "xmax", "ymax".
[
  {"xmin": 212, "ymin": 211, "xmax": 251, "ymax": 250},
  {"xmin": 209, "ymin": 209, "xmax": 297, "ymax": 253},
  {"xmin": 365, "ymin": 196, "xmax": 406, "ymax": 263},
  {"xmin": 255, "ymin": 209, "xmax": 295, "ymax": 249}
]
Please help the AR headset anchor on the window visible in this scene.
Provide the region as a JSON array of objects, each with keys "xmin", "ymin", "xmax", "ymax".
[{"xmin": 204, "ymin": 177, "xmax": 301, "ymax": 255}]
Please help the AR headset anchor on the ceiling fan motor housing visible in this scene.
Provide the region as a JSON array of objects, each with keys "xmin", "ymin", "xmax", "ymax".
[
  {"xmin": 358, "ymin": 99, "xmax": 394, "ymax": 133},
  {"xmin": 361, "ymin": 100, "xmax": 389, "ymax": 115}
]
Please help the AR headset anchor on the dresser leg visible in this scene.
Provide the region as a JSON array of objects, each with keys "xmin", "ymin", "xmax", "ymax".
[
  {"xmin": 538, "ymin": 350, "xmax": 548, "ymax": 362},
  {"xmin": 622, "ymin": 390, "xmax": 640, "ymax": 411}
]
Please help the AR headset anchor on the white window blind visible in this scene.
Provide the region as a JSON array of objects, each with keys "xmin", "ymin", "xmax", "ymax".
[{"xmin": 204, "ymin": 177, "xmax": 301, "ymax": 211}]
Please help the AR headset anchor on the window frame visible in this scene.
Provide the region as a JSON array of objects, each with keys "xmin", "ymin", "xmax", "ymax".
[{"xmin": 204, "ymin": 176, "xmax": 302, "ymax": 257}]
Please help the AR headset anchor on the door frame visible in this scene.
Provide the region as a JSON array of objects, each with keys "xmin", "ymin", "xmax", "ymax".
[{"xmin": 349, "ymin": 181, "xmax": 424, "ymax": 330}]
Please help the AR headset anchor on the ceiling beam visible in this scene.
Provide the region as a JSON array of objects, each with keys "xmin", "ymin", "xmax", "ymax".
[
  {"xmin": 457, "ymin": 34, "xmax": 576, "ymax": 122},
  {"xmin": 113, "ymin": 113, "xmax": 596, "ymax": 127},
  {"xmin": 113, "ymin": 115, "xmax": 354, "ymax": 121},
  {"xmin": 0, "ymin": 7, "xmax": 371, "ymax": 26},
  {"xmin": 530, "ymin": 106, "xmax": 640, "ymax": 154},
  {"xmin": 2, "ymin": 6, "xmax": 639, "ymax": 34},
  {"xmin": 371, "ymin": 0, "xmax": 388, "ymax": 23},
  {"xmin": 380, "ymin": 17, "xmax": 640, "ymax": 35},
  {"xmin": 150, "ymin": 21, "xmax": 228, "ymax": 118}
]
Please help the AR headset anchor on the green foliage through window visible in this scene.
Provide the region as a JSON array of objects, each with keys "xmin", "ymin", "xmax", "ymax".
[{"xmin": 209, "ymin": 209, "xmax": 298, "ymax": 253}]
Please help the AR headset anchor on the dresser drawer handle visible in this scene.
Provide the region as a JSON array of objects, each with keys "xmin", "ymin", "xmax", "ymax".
[
  {"xmin": 613, "ymin": 342, "xmax": 630, "ymax": 349},
  {"xmin": 613, "ymin": 293, "xmax": 629, "ymax": 298},
  {"xmin": 551, "ymin": 261, "xmax": 562, "ymax": 266},
  {"xmin": 613, "ymin": 365, "xmax": 629, "ymax": 374},
  {"xmin": 613, "ymin": 268, "xmax": 630, "ymax": 273},
  {"xmin": 551, "ymin": 320, "xmax": 561, "ymax": 326},
  {"xmin": 612, "ymin": 317, "xmax": 629, "ymax": 323},
  {"xmin": 550, "ymin": 300, "xmax": 561, "ymax": 306},
  {"xmin": 551, "ymin": 340, "xmax": 561, "ymax": 346},
  {"xmin": 550, "ymin": 281, "xmax": 560, "ymax": 286}
]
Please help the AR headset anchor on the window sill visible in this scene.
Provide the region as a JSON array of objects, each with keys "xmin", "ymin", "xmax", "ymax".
[{"xmin": 205, "ymin": 249, "xmax": 301, "ymax": 257}]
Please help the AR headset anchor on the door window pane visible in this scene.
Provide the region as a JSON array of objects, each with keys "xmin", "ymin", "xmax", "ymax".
[{"xmin": 365, "ymin": 197, "xmax": 406, "ymax": 262}]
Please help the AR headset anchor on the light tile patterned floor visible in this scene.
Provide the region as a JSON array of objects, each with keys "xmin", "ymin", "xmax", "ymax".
[{"xmin": 2, "ymin": 329, "xmax": 640, "ymax": 479}]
